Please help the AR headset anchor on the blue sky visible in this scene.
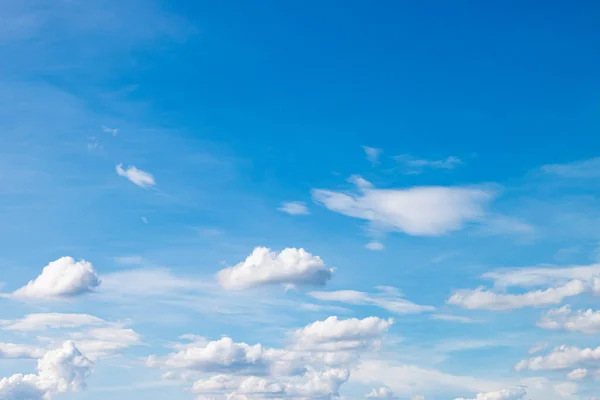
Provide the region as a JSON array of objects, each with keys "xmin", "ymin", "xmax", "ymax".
[{"xmin": 1, "ymin": 1, "xmax": 600, "ymax": 400}]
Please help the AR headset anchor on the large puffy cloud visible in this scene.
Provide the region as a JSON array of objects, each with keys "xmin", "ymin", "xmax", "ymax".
[
  {"xmin": 150, "ymin": 317, "xmax": 389, "ymax": 400},
  {"xmin": 309, "ymin": 287, "xmax": 434, "ymax": 315},
  {"xmin": 515, "ymin": 345, "xmax": 600, "ymax": 371},
  {"xmin": 0, "ymin": 341, "xmax": 92, "ymax": 400},
  {"xmin": 312, "ymin": 177, "xmax": 493, "ymax": 236},
  {"xmin": 537, "ymin": 306, "xmax": 600, "ymax": 334},
  {"xmin": 9, "ymin": 257, "xmax": 101, "ymax": 300},
  {"xmin": 454, "ymin": 387, "xmax": 526, "ymax": 400},
  {"xmin": 218, "ymin": 247, "xmax": 333, "ymax": 290},
  {"xmin": 115, "ymin": 163, "xmax": 155, "ymax": 188},
  {"xmin": 447, "ymin": 280, "xmax": 587, "ymax": 310}
]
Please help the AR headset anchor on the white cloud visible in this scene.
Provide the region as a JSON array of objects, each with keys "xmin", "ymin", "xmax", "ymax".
[
  {"xmin": 538, "ymin": 305, "xmax": 600, "ymax": 334},
  {"xmin": 528, "ymin": 343, "xmax": 549, "ymax": 354},
  {"xmin": 366, "ymin": 387, "xmax": 395, "ymax": 399},
  {"xmin": 566, "ymin": 368, "xmax": 587, "ymax": 381},
  {"xmin": 363, "ymin": 146, "xmax": 382, "ymax": 165},
  {"xmin": 540, "ymin": 157, "xmax": 600, "ymax": 178},
  {"xmin": 102, "ymin": 126, "xmax": 118, "ymax": 136},
  {"xmin": 431, "ymin": 314, "xmax": 480, "ymax": 324},
  {"xmin": 365, "ymin": 241, "xmax": 385, "ymax": 251},
  {"xmin": 482, "ymin": 263, "xmax": 600, "ymax": 288},
  {"xmin": 278, "ymin": 201, "xmax": 310, "ymax": 215},
  {"xmin": 1, "ymin": 313, "xmax": 105, "ymax": 331},
  {"xmin": 68, "ymin": 326, "xmax": 141, "ymax": 360},
  {"xmin": 10, "ymin": 257, "xmax": 101, "ymax": 300},
  {"xmin": 218, "ymin": 247, "xmax": 333, "ymax": 290},
  {"xmin": 0, "ymin": 343, "xmax": 46, "ymax": 359},
  {"xmin": 447, "ymin": 280, "xmax": 587, "ymax": 310},
  {"xmin": 515, "ymin": 345, "xmax": 600, "ymax": 371},
  {"xmin": 394, "ymin": 155, "xmax": 463, "ymax": 174},
  {"xmin": 309, "ymin": 287, "xmax": 434, "ymax": 315},
  {"xmin": 0, "ymin": 341, "xmax": 92, "ymax": 400},
  {"xmin": 141, "ymin": 216, "xmax": 148, "ymax": 224},
  {"xmin": 312, "ymin": 177, "xmax": 493, "ymax": 236},
  {"xmin": 454, "ymin": 387, "xmax": 526, "ymax": 400},
  {"xmin": 115, "ymin": 163, "xmax": 155, "ymax": 188}
]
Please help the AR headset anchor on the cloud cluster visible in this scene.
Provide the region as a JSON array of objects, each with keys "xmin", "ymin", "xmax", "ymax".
[
  {"xmin": 365, "ymin": 387, "xmax": 396, "ymax": 399},
  {"xmin": 149, "ymin": 316, "xmax": 391, "ymax": 399},
  {"xmin": 0, "ymin": 341, "xmax": 92, "ymax": 400},
  {"xmin": 10, "ymin": 257, "xmax": 101, "ymax": 300},
  {"xmin": 218, "ymin": 247, "xmax": 333, "ymax": 290},
  {"xmin": 309, "ymin": 287, "xmax": 434, "ymax": 315},
  {"xmin": 515, "ymin": 345, "xmax": 600, "ymax": 371},
  {"xmin": 537, "ymin": 306, "xmax": 600, "ymax": 334},
  {"xmin": 115, "ymin": 163, "xmax": 155, "ymax": 188},
  {"xmin": 313, "ymin": 177, "xmax": 492, "ymax": 236}
]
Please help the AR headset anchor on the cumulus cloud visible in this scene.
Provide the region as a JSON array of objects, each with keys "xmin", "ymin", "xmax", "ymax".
[
  {"xmin": 278, "ymin": 201, "xmax": 310, "ymax": 215},
  {"xmin": 566, "ymin": 368, "xmax": 587, "ymax": 381},
  {"xmin": 365, "ymin": 386, "xmax": 396, "ymax": 398},
  {"xmin": 309, "ymin": 287, "xmax": 434, "ymax": 315},
  {"xmin": 10, "ymin": 257, "xmax": 101, "ymax": 300},
  {"xmin": 115, "ymin": 163, "xmax": 155, "ymax": 188},
  {"xmin": 312, "ymin": 177, "xmax": 493, "ymax": 236},
  {"xmin": 537, "ymin": 305, "xmax": 600, "ymax": 334},
  {"xmin": 447, "ymin": 280, "xmax": 587, "ymax": 310},
  {"xmin": 149, "ymin": 316, "xmax": 389, "ymax": 400},
  {"xmin": 0, "ymin": 341, "xmax": 92, "ymax": 400},
  {"xmin": 218, "ymin": 247, "xmax": 333, "ymax": 290},
  {"xmin": 394, "ymin": 155, "xmax": 463, "ymax": 174},
  {"xmin": 515, "ymin": 345, "xmax": 600, "ymax": 371},
  {"xmin": 363, "ymin": 146, "xmax": 382, "ymax": 165},
  {"xmin": 454, "ymin": 387, "xmax": 526, "ymax": 400}
]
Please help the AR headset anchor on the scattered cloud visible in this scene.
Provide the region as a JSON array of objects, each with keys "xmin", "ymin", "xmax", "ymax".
[
  {"xmin": 431, "ymin": 314, "xmax": 480, "ymax": 324},
  {"xmin": 528, "ymin": 343, "xmax": 548, "ymax": 354},
  {"xmin": 366, "ymin": 386, "xmax": 396, "ymax": 399},
  {"xmin": 0, "ymin": 341, "xmax": 92, "ymax": 400},
  {"xmin": 365, "ymin": 241, "xmax": 385, "ymax": 251},
  {"xmin": 515, "ymin": 345, "xmax": 600, "ymax": 371},
  {"xmin": 454, "ymin": 387, "xmax": 526, "ymax": 400},
  {"xmin": 0, "ymin": 343, "xmax": 46, "ymax": 359},
  {"xmin": 1, "ymin": 313, "xmax": 105, "ymax": 332},
  {"xmin": 8, "ymin": 257, "xmax": 101, "ymax": 300},
  {"xmin": 218, "ymin": 247, "xmax": 333, "ymax": 290},
  {"xmin": 394, "ymin": 155, "xmax": 463, "ymax": 174},
  {"xmin": 537, "ymin": 305, "xmax": 600, "ymax": 334},
  {"xmin": 115, "ymin": 163, "xmax": 155, "ymax": 188},
  {"xmin": 566, "ymin": 368, "xmax": 587, "ymax": 381},
  {"xmin": 363, "ymin": 146, "xmax": 382, "ymax": 165},
  {"xmin": 447, "ymin": 280, "xmax": 587, "ymax": 310},
  {"xmin": 313, "ymin": 176, "xmax": 494, "ymax": 236},
  {"xmin": 278, "ymin": 201, "xmax": 310, "ymax": 215},
  {"xmin": 309, "ymin": 287, "xmax": 434, "ymax": 315},
  {"xmin": 481, "ymin": 263, "xmax": 600, "ymax": 289},
  {"xmin": 540, "ymin": 157, "xmax": 600, "ymax": 179},
  {"xmin": 102, "ymin": 126, "xmax": 118, "ymax": 136}
]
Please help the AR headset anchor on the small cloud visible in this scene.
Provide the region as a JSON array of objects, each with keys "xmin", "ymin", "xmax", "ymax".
[
  {"xmin": 365, "ymin": 241, "xmax": 385, "ymax": 251},
  {"xmin": 394, "ymin": 154, "xmax": 463, "ymax": 174},
  {"xmin": 431, "ymin": 314, "xmax": 480, "ymax": 324},
  {"xmin": 116, "ymin": 163, "xmax": 155, "ymax": 188},
  {"xmin": 87, "ymin": 136, "xmax": 100, "ymax": 152},
  {"xmin": 540, "ymin": 157, "xmax": 600, "ymax": 179},
  {"xmin": 141, "ymin": 216, "xmax": 148, "ymax": 224},
  {"xmin": 278, "ymin": 201, "xmax": 310, "ymax": 215},
  {"xmin": 527, "ymin": 342, "xmax": 548, "ymax": 354},
  {"xmin": 8, "ymin": 257, "xmax": 101, "ymax": 300},
  {"xmin": 114, "ymin": 256, "xmax": 144, "ymax": 265},
  {"xmin": 102, "ymin": 126, "xmax": 118, "ymax": 136},
  {"xmin": 363, "ymin": 146, "xmax": 382, "ymax": 165}
]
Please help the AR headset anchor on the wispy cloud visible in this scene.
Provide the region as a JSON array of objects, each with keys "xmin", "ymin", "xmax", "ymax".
[
  {"xmin": 540, "ymin": 157, "xmax": 600, "ymax": 179},
  {"xmin": 363, "ymin": 146, "xmax": 382, "ymax": 165},
  {"xmin": 278, "ymin": 201, "xmax": 310, "ymax": 215},
  {"xmin": 116, "ymin": 163, "xmax": 155, "ymax": 188},
  {"xmin": 394, "ymin": 155, "xmax": 463, "ymax": 174},
  {"xmin": 102, "ymin": 126, "xmax": 118, "ymax": 136}
]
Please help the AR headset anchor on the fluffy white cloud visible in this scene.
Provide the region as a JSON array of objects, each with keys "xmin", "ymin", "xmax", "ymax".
[
  {"xmin": 309, "ymin": 287, "xmax": 434, "ymax": 315},
  {"xmin": 218, "ymin": 247, "xmax": 333, "ymax": 290},
  {"xmin": 394, "ymin": 155, "xmax": 463, "ymax": 174},
  {"xmin": 312, "ymin": 177, "xmax": 493, "ymax": 236},
  {"xmin": 0, "ymin": 341, "xmax": 92, "ymax": 400},
  {"xmin": 10, "ymin": 257, "xmax": 101, "ymax": 300},
  {"xmin": 278, "ymin": 201, "xmax": 310, "ymax": 215},
  {"xmin": 365, "ymin": 241, "xmax": 385, "ymax": 251},
  {"xmin": 365, "ymin": 386, "xmax": 395, "ymax": 398},
  {"xmin": 115, "ymin": 163, "xmax": 155, "ymax": 188},
  {"xmin": 1, "ymin": 313, "xmax": 105, "ymax": 331},
  {"xmin": 566, "ymin": 368, "xmax": 587, "ymax": 381},
  {"xmin": 447, "ymin": 280, "xmax": 587, "ymax": 310},
  {"xmin": 538, "ymin": 306, "xmax": 600, "ymax": 334},
  {"xmin": 454, "ymin": 387, "xmax": 526, "ymax": 400},
  {"xmin": 515, "ymin": 345, "xmax": 600, "ymax": 371}
]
